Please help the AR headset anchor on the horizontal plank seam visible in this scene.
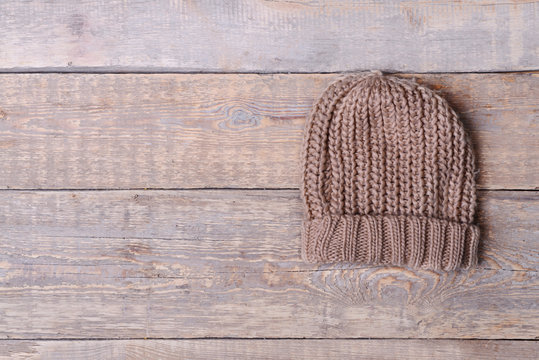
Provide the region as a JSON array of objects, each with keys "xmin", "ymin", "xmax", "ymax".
[
  {"xmin": 1, "ymin": 337, "xmax": 537, "ymax": 341},
  {"xmin": 0, "ymin": 69, "xmax": 537, "ymax": 75},
  {"xmin": 0, "ymin": 188, "xmax": 537, "ymax": 192},
  {"xmin": 0, "ymin": 188, "xmax": 299, "ymax": 192}
]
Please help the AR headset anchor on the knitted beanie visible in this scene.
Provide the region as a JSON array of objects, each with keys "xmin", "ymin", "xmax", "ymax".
[{"xmin": 301, "ymin": 71, "xmax": 479, "ymax": 271}]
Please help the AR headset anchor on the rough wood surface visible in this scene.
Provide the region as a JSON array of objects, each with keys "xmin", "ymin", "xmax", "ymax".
[
  {"xmin": 0, "ymin": 190, "xmax": 537, "ymax": 339},
  {"xmin": 1, "ymin": 0, "xmax": 537, "ymax": 352},
  {"xmin": 0, "ymin": 72, "xmax": 536, "ymax": 190},
  {"xmin": 0, "ymin": 1, "xmax": 537, "ymax": 72},
  {"xmin": 2, "ymin": 339, "xmax": 538, "ymax": 360}
]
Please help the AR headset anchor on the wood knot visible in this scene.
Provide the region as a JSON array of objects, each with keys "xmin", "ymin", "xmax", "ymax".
[{"xmin": 219, "ymin": 107, "xmax": 260, "ymax": 131}]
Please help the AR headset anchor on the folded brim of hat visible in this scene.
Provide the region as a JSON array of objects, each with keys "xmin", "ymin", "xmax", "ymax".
[{"xmin": 301, "ymin": 214, "xmax": 479, "ymax": 271}]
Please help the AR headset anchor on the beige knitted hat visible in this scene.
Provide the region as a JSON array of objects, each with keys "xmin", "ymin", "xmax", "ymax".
[{"xmin": 301, "ymin": 71, "xmax": 479, "ymax": 271}]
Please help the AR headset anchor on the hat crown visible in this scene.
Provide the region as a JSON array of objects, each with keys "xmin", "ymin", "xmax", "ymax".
[{"xmin": 302, "ymin": 72, "xmax": 477, "ymax": 224}]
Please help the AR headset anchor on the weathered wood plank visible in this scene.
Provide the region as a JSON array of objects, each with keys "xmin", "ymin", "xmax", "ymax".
[
  {"xmin": 2, "ymin": 339, "xmax": 538, "ymax": 360},
  {"xmin": 1, "ymin": 265, "xmax": 537, "ymax": 339},
  {"xmin": 0, "ymin": 73, "xmax": 536, "ymax": 190},
  {"xmin": 1, "ymin": 190, "xmax": 537, "ymax": 272},
  {"xmin": 0, "ymin": 190, "xmax": 537, "ymax": 339},
  {"xmin": 0, "ymin": 0, "xmax": 537, "ymax": 72}
]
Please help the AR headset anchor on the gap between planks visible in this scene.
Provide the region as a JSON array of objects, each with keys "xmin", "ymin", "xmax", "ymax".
[
  {"xmin": 0, "ymin": 187, "xmax": 302, "ymax": 192},
  {"xmin": 0, "ymin": 188, "xmax": 537, "ymax": 191},
  {"xmin": 1, "ymin": 69, "xmax": 538, "ymax": 75}
]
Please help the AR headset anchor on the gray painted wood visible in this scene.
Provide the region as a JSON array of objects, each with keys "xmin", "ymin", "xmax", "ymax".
[
  {"xmin": 0, "ymin": 73, "xmax": 536, "ymax": 190},
  {"xmin": 2, "ymin": 339, "xmax": 538, "ymax": 360},
  {"xmin": 0, "ymin": 190, "xmax": 537, "ymax": 339},
  {"xmin": 0, "ymin": 0, "xmax": 537, "ymax": 351},
  {"xmin": 1, "ymin": 190, "xmax": 536, "ymax": 272},
  {"xmin": 0, "ymin": 1, "xmax": 537, "ymax": 72}
]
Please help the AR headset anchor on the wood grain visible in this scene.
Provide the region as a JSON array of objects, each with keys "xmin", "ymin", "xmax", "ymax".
[
  {"xmin": 1, "ymin": 190, "xmax": 537, "ymax": 272},
  {"xmin": 2, "ymin": 339, "xmax": 538, "ymax": 360},
  {"xmin": 1, "ymin": 0, "xmax": 537, "ymax": 351},
  {"xmin": 0, "ymin": 1, "xmax": 537, "ymax": 72},
  {"xmin": 0, "ymin": 72, "xmax": 536, "ymax": 190},
  {"xmin": 0, "ymin": 190, "xmax": 537, "ymax": 339}
]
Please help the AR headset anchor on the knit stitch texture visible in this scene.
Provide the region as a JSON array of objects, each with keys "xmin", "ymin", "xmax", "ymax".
[{"xmin": 301, "ymin": 71, "xmax": 479, "ymax": 271}]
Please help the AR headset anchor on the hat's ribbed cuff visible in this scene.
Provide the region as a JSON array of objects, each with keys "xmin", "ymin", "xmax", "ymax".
[{"xmin": 302, "ymin": 214, "xmax": 479, "ymax": 271}]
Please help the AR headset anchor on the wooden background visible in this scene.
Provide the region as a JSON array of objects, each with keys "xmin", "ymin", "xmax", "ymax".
[{"xmin": 0, "ymin": 1, "xmax": 537, "ymax": 359}]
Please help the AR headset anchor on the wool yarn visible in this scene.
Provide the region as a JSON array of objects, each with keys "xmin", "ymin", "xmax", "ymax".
[{"xmin": 301, "ymin": 71, "xmax": 479, "ymax": 271}]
